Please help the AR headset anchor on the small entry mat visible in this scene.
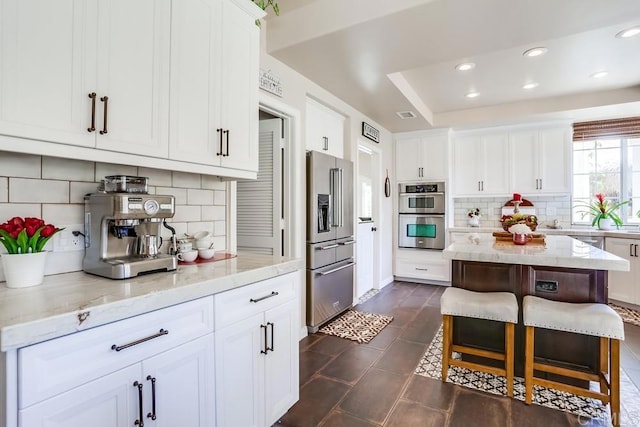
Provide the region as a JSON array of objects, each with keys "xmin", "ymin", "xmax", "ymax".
[
  {"xmin": 319, "ymin": 310, "xmax": 393, "ymax": 344},
  {"xmin": 610, "ymin": 303, "xmax": 640, "ymax": 327}
]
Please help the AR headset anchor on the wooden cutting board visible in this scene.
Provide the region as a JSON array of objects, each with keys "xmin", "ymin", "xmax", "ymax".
[{"xmin": 492, "ymin": 231, "xmax": 546, "ymax": 245}]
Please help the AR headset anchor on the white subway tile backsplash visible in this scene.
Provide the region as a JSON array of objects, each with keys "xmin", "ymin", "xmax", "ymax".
[
  {"xmin": 188, "ymin": 189, "xmax": 214, "ymax": 205},
  {"xmin": 213, "ymin": 235, "xmax": 226, "ymax": 252},
  {"xmin": 0, "ymin": 203, "xmax": 41, "ymax": 221},
  {"xmin": 0, "ymin": 152, "xmax": 41, "ymax": 178},
  {"xmin": 42, "ymin": 204, "xmax": 84, "ymax": 225},
  {"xmin": 202, "ymin": 205, "xmax": 225, "ymax": 221},
  {"xmin": 187, "ymin": 222, "xmax": 214, "ymax": 237},
  {"xmin": 139, "ymin": 167, "xmax": 172, "ymax": 187},
  {"xmin": 70, "ymin": 182, "xmax": 99, "ymax": 203},
  {"xmin": 213, "ymin": 190, "xmax": 226, "ymax": 206},
  {"xmin": 10, "ymin": 178, "xmax": 69, "ymax": 203},
  {"xmin": 42, "ymin": 157, "xmax": 94, "ymax": 181},
  {"xmin": 173, "ymin": 205, "xmax": 201, "ymax": 222},
  {"xmin": 214, "ymin": 220, "xmax": 226, "ymax": 236},
  {"xmin": 95, "ymin": 163, "xmax": 138, "ymax": 181},
  {"xmin": 157, "ymin": 187, "xmax": 187, "ymax": 204},
  {"xmin": 202, "ymin": 175, "xmax": 225, "ymax": 190},
  {"xmin": 172, "ymin": 171, "xmax": 201, "ymax": 188},
  {"xmin": 0, "ymin": 178, "xmax": 7, "ymax": 202}
]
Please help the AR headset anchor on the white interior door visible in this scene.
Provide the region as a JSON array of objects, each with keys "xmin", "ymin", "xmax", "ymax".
[
  {"xmin": 237, "ymin": 118, "xmax": 283, "ymax": 255},
  {"xmin": 356, "ymin": 144, "xmax": 380, "ymax": 299}
]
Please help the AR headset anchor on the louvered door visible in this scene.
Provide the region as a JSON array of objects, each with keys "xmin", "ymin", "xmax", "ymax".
[{"xmin": 237, "ymin": 118, "xmax": 283, "ymax": 255}]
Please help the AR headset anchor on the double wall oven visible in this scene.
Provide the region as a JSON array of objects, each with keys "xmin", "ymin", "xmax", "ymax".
[{"xmin": 398, "ymin": 182, "xmax": 446, "ymax": 250}]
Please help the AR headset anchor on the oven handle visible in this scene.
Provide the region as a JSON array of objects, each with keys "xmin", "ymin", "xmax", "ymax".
[
  {"xmin": 399, "ymin": 192, "xmax": 445, "ymax": 196},
  {"xmin": 319, "ymin": 262, "xmax": 355, "ymax": 276},
  {"xmin": 406, "ymin": 214, "xmax": 445, "ymax": 218}
]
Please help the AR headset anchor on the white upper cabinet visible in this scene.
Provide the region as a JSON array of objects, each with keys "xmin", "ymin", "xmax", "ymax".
[
  {"xmin": 395, "ymin": 131, "xmax": 448, "ymax": 182},
  {"xmin": 169, "ymin": 0, "xmax": 260, "ymax": 173},
  {"xmin": 452, "ymin": 132, "xmax": 510, "ymax": 196},
  {"xmin": 510, "ymin": 126, "xmax": 571, "ymax": 194},
  {"xmin": 306, "ymin": 98, "xmax": 345, "ymax": 158},
  {"xmin": 0, "ymin": 0, "xmax": 170, "ymax": 157}
]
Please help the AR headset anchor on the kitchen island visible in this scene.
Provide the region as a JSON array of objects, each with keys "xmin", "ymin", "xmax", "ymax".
[
  {"xmin": 442, "ymin": 234, "xmax": 629, "ymax": 379},
  {"xmin": 0, "ymin": 254, "xmax": 304, "ymax": 427}
]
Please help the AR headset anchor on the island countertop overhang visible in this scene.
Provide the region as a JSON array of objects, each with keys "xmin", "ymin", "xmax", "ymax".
[{"xmin": 443, "ymin": 234, "xmax": 630, "ymax": 272}]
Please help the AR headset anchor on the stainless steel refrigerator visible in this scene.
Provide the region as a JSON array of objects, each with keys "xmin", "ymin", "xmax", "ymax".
[{"xmin": 306, "ymin": 150, "xmax": 356, "ymax": 332}]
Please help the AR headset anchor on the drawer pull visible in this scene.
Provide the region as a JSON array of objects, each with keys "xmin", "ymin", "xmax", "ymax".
[
  {"xmin": 111, "ymin": 329, "xmax": 169, "ymax": 352},
  {"xmin": 146, "ymin": 375, "xmax": 157, "ymax": 420},
  {"xmin": 250, "ymin": 291, "xmax": 279, "ymax": 303},
  {"xmin": 415, "ymin": 267, "xmax": 429, "ymax": 271},
  {"xmin": 318, "ymin": 244, "xmax": 339, "ymax": 250},
  {"xmin": 319, "ymin": 262, "xmax": 356, "ymax": 276},
  {"xmin": 134, "ymin": 381, "xmax": 144, "ymax": 426},
  {"xmin": 339, "ymin": 240, "xmax": 356, "ymax": 246}
]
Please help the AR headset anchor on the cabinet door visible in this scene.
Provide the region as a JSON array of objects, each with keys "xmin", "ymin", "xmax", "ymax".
[
  {"xmin": 395, "ymin": 137, "xmax": 423, "ymax": 181},
  {"xmin": 306, "ymin": 98, "xmax": 329, "ymax": 153},
  {"xmin": 168, "ymin": 0, "xmax": 222, "ymax": 165},
  {"xmin": 19, "ymin": 365, "xmax": 139, "ymax": 427},
  {"xmin": 323, "ymin": 108, "xmax": 345, "ymax": 158},
  {"xmin": 480, "ymin": 133, "xmax": 510, "ymax": 195},
  {"xmin": 264, "ymin": 299, "xmax": 299, "ymax": 426},
  {"xmin": 538, "ymin": 127, "xmax": 570, "ymax": 193},
  {"xmin": 218, "ymin": 0, "xmax": 260, "ymax": 172},
  {"xmin": 510, "ymin": 130, "xmax": 539, "ymax": 194},
  {"xmin": 94, "ymin": 0, "xmax": 170, "ymax": 157},
  {"xmin": 452, "ymin": 135, "xmax": 481, "ymax": 195},
  {"xmin": 215, "ymin": 313, "xmax": 265, "ymax": 427},
  {"xmin": 0, "ymin": 0, "xmax": 96, "ymax": 148},
  {"xmin": 605, "ymin": 238, "xmax": 637, "ymax": 304},
  {"xmin": 143, "ymin": 335, "xmax": 215, "ymax": 427},
  {"xmin": 420, "ymin": 134, "xmax": 448, "ymax": 181}
]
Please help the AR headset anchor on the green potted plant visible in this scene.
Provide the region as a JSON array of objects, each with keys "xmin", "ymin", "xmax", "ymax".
[
  {"xmin": 575, "ymin": 193, "xmax": 629, "ymax": 230},
  {"xmin": 251, "ymin": 0, "xmax": 279, "ymax": 27}
]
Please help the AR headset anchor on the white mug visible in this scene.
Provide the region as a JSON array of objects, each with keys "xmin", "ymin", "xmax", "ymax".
[
  {"xmin": 178, "ymin": 241, "xmax": 193, "ymax": 252},
  {"xmin": 176, "ymin": 249, "xmax": 198, "ymax": 262}
]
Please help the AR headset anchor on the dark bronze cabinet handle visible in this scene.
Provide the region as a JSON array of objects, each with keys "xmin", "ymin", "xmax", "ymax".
[
  {"xmin": 146, "ymin": 375, "xmax": 157, "ymax": 420},
  {"xmin": 635, "ymin": 244, "xmax": 638, "ymax": 258},
  {"xmin": 87, "ymin": 92, "xmax": 96, "ymax": 132},
  {"xmin": 250, "ymin": 291, "xmax": 279, "ymax": 303},
  {"xmin": 260, "ymin": 324, "xmax": 268, "ymax": 354},
  {"xmin": 630, "ymin": 244, "xmax": 634, "ymax": 257},
  {"xmin": 134, "ymin": 381, "xmax": 144, "ymax": 426},
  {"xmin": 224, "ymin": 129, "xmax": 230, "ymax": 157},
  {"xmin": 99, "ymin": 96, "xmax": 109, "ymax": 134},
  {"xmin": 216, "ymin": 128, "xmax": 223, "ymax": 156},
  {"xmin": 111, "ymin": 329, "xmax": 169, "ymax": 352},
  {"xmin": 267, "ymin": 321, "xmax": 274, "ymax": 352}
]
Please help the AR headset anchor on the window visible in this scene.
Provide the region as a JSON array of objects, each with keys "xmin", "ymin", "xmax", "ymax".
[{"xmin": 572, "ymin": 117, "xmax": 640, "ymax": 225}]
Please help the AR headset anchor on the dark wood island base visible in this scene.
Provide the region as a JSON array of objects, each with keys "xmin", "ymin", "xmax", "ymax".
[{"xmin": 451, "ymin": 259, "xmax": 607, "ymax": 381}]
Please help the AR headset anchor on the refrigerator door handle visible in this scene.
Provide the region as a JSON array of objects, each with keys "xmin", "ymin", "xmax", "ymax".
[
  {"xmin": 318, "ymin": 262, "xmax": 356, "ymax": 276},
  {"xmin": 339, "ymin": 240, "xmax": 356, "ymax": 246},
  {"xmin": 330, "ymin": 168, "xmax": 343, "ymax": 228}
]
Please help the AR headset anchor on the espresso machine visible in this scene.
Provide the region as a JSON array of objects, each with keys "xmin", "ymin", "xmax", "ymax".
[{"xmin": 83, "ymin": 176, "xmax": 177, "ymax": 279}]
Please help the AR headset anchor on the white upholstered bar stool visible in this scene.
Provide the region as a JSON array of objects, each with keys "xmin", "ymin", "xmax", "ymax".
[
  {"xmin": 440, "ymin": 287, "xmax": 519, "ymax": 397},
  {"xmin": 523, "ymin": 296, "xmax": 625, "ymax": 427}
]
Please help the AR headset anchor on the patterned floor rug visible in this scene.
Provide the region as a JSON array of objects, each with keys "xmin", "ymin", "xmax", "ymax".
[
  {"xmin": 319, "ymin": 310, "xmax": 393, "ymax": 344},
  {"xmin": 610, "ymin": 303, "xmax": 640, "ymax": 327},
  {"xmin": 415, "ymin": 326, "xmax": 640, "ymax": 423}
]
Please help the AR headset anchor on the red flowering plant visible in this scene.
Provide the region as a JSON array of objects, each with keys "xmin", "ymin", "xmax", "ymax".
[
  {"xmin": 575, "ymin": 193, "xmax": 629, "ymax": 228},
  {"xmin": 0, "ymin": 217, "xmax": 63, "ymax": 254}
]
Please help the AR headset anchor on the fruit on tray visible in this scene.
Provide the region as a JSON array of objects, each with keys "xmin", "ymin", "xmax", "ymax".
[{"xmin": 500, "ymin": 213, "xmax": 538, "ymax": 231}]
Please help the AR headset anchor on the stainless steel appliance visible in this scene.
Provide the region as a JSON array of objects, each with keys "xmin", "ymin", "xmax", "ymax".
[
  {"xmin": 398, "ymin": 182, "xmax": 446, "ymax": 250},
  {"xmin": 306, "ymin": 151, "xmax": 355, "ymax": 332},
  {"xmin": 83, "ymin": 177, "xmax": 177, "ymax": 279}
]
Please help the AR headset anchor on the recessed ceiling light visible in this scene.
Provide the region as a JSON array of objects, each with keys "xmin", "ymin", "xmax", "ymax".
[
  {"xmin": 523, "ymin": 47, "xmax": 548, "ymax": 57},
  {"xmin": 465, "ymin": 91, "xmax": 480, "ymax": 99},
  {"xmin": 615, "ymin": 27, "xmax": 640, "ymax": 39},
  {"xmin": 455, "ymin": 62, "xmax": 475, "ymax": 71},
  {"xmin": 590, "ymin": 71, "xmax": 608, "ymax": 79},
  {"xmin": 522, "ymin": 82, "xmax": 539, "ymax": 90}
]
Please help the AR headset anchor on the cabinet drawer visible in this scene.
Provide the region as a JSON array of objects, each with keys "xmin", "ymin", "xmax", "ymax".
[
  {"xmin": 396, "ymin": 258, "xmax": 450, "ymax": 282},
  {"xmin": 215, "ymin": 272, "xmax": 297, "ymax": 329},
  {"xmin": 19, "ymin": 296, "xmax": 214, "ymax": 408}
]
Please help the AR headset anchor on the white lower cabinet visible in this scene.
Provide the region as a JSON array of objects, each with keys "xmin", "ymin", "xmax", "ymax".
[
  {"xmin": 605, "ymin": 237, "xmax": 639, "ymax": 305},
  {"xmin": 19, "ymin": 336, "xmax": 214, "ymax": 427},
  {"xmin": 395, "ymin": 249, "xmax": 450, "ymax": 283},
  {"xmin": 214, "ymin": 272, "xmax": 300, "ymax": 427},
  {"xmin": 17, "ymin": 297, "xmax": 215, "ymax": 427}
]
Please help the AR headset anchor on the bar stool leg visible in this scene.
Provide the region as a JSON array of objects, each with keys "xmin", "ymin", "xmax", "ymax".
[
  {"xmin": 505, "ymin": 322, "xmax": 515, "ymax": 397},
  {"xmin": 524, "ymin": 325, "xmax": 534, "ymax": 404},
  {"xmin": 442, "ymin": 315, "xmax": 452, "ymax": 382},
  {"xmin": 610, "ymin": 338, "xmax": 621, "ymax": 427},
  {"xmin": 599, "ymin": 337, "xmax": 609, "ymax": 403}
]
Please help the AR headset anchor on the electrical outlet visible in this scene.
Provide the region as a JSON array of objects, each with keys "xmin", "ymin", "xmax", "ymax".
[{"xmin": 53, "ymin": 224, "xmax": 85, "ymax": 252}]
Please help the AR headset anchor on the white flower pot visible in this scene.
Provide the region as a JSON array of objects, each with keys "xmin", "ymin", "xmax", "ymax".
[
  {"xmin": 468, "ymin": 216, "xmax": 480, "ymax": 227},
  {"xmin": 1, "ymin": 251, "xmax": 48, "ymax": 288},
  {"xmin": 597, "ymin": 218, "xmax": 615, "ymax": 230}
]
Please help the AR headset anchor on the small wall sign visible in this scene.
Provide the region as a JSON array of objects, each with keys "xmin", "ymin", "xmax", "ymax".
[
  {"xmin": 259, "ymin": 68, "xmax": 283, "ymax": 97},
  {"xmin": 362, "ymin": 122, "xmax": 380, "ymax": 143}
]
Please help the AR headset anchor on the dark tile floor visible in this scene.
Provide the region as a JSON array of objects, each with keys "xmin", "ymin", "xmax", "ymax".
[{"xmin": 280, "ymin": 281, "xmax": 640, "ymax": 427}]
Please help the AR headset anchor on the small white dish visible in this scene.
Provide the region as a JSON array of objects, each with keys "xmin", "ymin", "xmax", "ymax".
[{"xmin": 198, "ymin": 248, "xmax": 215, "ymax": 260}]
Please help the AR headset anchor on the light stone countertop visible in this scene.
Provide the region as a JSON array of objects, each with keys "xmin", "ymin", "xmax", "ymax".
[
  {"xmin": 448, "ymin": 226, "xmax": 640, "ymax": 238},
  {"xmin": 443, "ymin": 234, "xmax": 630, "ymax": 271},
  {"xmin": 0, "ymin": 254, "xmax": 304, "ymax": 351}
]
